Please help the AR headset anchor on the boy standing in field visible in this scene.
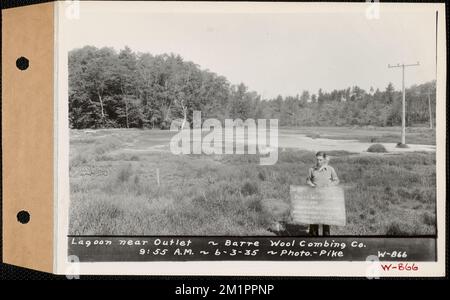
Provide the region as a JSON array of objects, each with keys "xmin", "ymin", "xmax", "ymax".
[{"xmin": 306, "ymin": 151, "xmax": 340, "ymax": 236}]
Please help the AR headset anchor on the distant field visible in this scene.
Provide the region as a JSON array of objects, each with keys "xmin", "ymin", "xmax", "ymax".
[{"xmin": 69, "ymin": 128, "xmax": 436, "ymax": 236}]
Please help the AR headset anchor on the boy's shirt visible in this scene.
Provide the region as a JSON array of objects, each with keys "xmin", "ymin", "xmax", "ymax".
[{"xmin": 306, "ymin": 165, "xmax": 339, "ymax": 187}]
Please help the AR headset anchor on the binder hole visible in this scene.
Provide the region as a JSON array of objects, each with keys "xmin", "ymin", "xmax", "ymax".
[
  {"xmin": 16, "ymin": 57, "xmax": 29, "ymax": 70},
  {"xmin": 17, "ymin": 210, "xmax": 30, "ymax": 224}
]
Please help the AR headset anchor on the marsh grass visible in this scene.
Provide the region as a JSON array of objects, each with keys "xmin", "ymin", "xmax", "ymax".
[{"xmin": 69, "ymin": 129, "xmax": 436, "ymax": 236}]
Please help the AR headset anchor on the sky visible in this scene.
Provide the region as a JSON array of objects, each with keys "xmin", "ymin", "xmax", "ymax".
[{"xmin": 62, "ymin": 2, "xmax": 439, "ymax": 99}]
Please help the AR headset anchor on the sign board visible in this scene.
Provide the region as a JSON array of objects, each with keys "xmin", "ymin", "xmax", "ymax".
[{"xmin": 290, "ymin": 186, "xmax": 346, "ymax": 226}]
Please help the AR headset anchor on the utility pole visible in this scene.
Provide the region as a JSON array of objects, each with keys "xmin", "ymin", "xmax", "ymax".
[{"xmin": 388, "ymin": 62, "xmax": 420, "ymax": 146}]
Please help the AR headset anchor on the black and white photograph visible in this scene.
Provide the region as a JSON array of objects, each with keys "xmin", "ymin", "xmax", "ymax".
[{"xmin": 54, "ymin": 1, "xmax": 446, "ymax": 275}]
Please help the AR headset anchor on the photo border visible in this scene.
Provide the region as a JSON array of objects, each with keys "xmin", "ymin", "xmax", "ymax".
[{"xmin": 54, "ymin": 1, "xmax": 447, "ymax": 277}]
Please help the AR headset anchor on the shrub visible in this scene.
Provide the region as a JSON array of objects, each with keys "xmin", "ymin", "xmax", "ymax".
[
  {"xmin": 306, "ymin": 132, "xmax": 320, "ymax": 139},
  {"xmin": 246, "ymin": 196, "xmax": 263, "ymax": 213},
  {"xmin": 133, "ymin": 174, "xmax": 140, "ymax": 185},
  {"xmin": 117, "ymin": 164, "xmax": 133, "ymax": 183},
  {"xmin": 422, "ymin": 212, "xmax": 436, "ymax": 226},
  {"xmin": 258, "ymin": 169, "xmax": 267, "ymax": 181},
  {"xmin": 412, "ymin": 204, "xmax": 422, "ymax": 210},
  {"xmin": 385, "ymin": 222, "xmax": 410, "ymax": 235},
  {"xmin": 240, "ymin": 181, "xmax": 259, "ymax": 196},
  {"xmin": 367, "ymin": 143, "xmax": 388, "ymax": 153}
]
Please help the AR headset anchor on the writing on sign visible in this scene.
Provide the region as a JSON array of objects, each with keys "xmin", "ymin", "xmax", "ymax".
[{"xmin": 290, "ymin": 186, "xmax": 346, "ymax": 226}]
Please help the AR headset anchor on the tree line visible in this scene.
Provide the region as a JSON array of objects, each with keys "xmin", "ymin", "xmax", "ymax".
[{"xmin": 69, "ymin": 46, "xmax": 436, "ymax": 129}]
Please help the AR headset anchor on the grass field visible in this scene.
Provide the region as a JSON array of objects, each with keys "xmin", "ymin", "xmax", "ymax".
[{"xmin": 69, "ymin": 127, "xmax": 436, "ymax": 236}]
